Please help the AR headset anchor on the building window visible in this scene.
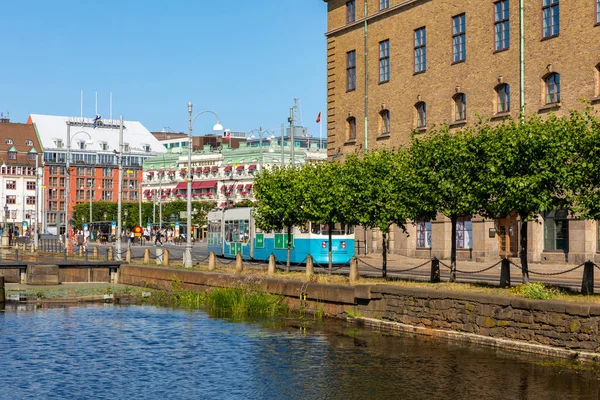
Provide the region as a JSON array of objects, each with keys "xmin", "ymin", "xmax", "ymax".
[
  {"xmin": 452, "ymin": 13, "xmax": 466, "ymax": 63},
  {"xmin": 379, "ymin": 110, "xmax": 390, "ymax": 135},
  {"xmin": 5, "ymin": 139, "xmax": 12, "ymax": 145},
  {"xmin": 417, "ymin": 221, "xmax": 432, "ymax": 248},
  {"xmin": 456, "ymin": 217, "xmax": 472, "ymax": 249},
  {"xmin": 596, "ymin": 64, "xmax": 600, "ymax": 96},
  {"xmin": 496, "ymin": 84, "xmax": 511, "ymax": 113},
  {"xmin": 28, "ymin": 153, "xmax": 36, "ymax": 161},
  {"xmin": 414, "ymin": 27, "xmax": 426, "ymax": 73},
  {"xmin": 544, "ymin": 210, "xmax": 568, "ymax": 251},
  {"xmin": 6, "ymin": 195, "xmax": 15, "ymax": 204},
  {"xmin": 542, "ymin": 0, "xmax": 559, "ymax": 38},
  {"xmin": 347, "ymin": 117, "xmax": 357, "ymax": 141},
  {"xmin": 26, "ymin": 181, "xmax": 35, "ymax": 190},
  {"xmin": 347, "ymin": 50, "xmax": 357, "ymax": 91},
  {"xmin": 380, "ymin": 0, "xmax": 389, "ymax": 10},
  {"xmin": 25, "ymin": 140, "xmax": 33, "ymax": 146},
  {"xmin": 454, "ymin": 93, "xmax": 467, "ymax": 121},
  {"xmin": 346, "ymin": 0, "xmax": 356, "ymax": 23},
  {"xmin": 55, "ymin": 140, "xmax": 63, "ymax": 148},
  {"xmin": 494, "ymin": 0, "xmax": 510, "ymax": 51},
  {"xmin": 416, "ymin": 102, "xmax": 427, "ymax": 128},
  {"xmin": 6, "ymin": 181, "xmax": 16, "ymax": 190},
  {"xmin": 102, "ymin": 191, "xmax": 113, "ymax": 201},
  {"xmin": 8, "ymin": 151, "xmax": 16, "ymax": 160},
  {"xmin": 379, "ymin": 40, "xmax": 390, "ymax": 83},
  {"xmin": 544, "ymin": 73, "xmax": 561, "ymax": 104},
  {"xmin": 597, "ymin": 0, "xmax": 600, "ymax": 24}
]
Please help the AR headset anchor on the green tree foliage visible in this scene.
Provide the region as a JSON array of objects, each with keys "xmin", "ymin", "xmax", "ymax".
[
  {"xmin": 253, "ymin": 166, "xmax": 306, "ymax": 270},
  {"xmin": 408, "ymin": 126, "xmax": 488, "ymax": 281},
  {"xmin": 300, "ymin": 161, "xmax": 347, "ymax": 272},
  {"xmin": 480, "ymin": 114, "xmax": 579, "ymax": 283}
]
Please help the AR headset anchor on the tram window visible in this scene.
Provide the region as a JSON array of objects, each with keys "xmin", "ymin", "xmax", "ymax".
[
  {"xmin": 299, "ymin": 222, "xmax": 309, "ymax": 234},
  {"xmin": 241, "ymin": 220, "xmax": 250, "ymax": 243},
  {"xmin": 311, "ymin": 223, "xmax": 322, "ymax": 235}
]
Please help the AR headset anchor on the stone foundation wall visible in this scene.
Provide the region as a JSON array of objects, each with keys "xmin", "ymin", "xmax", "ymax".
[{"xmin": 120, "ymin": 266, "xmax": 600, "ymax": 356}]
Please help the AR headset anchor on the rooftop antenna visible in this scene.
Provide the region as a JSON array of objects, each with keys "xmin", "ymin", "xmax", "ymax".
[{"xmin": 293, "ymin": 98, "xmax": 304, "ymax": 128}]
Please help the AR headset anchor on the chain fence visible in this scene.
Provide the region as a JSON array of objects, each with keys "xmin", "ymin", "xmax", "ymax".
[{"xmin": 508, "ymin": 260, "xmax": 588, "ymax": 276}]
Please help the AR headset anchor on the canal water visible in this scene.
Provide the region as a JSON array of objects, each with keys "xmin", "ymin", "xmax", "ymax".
[{"xmin": 0, "ymin": 304, "xmax": 599, "ymax": 400}]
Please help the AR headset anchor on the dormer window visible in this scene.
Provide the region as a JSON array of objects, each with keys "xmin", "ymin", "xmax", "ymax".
[
  {"xmin": 7, "ymin": 146, "xmax": 16, "ymax": 160},
  {"xmin": 124, "ymin": 143, "xmax": 130, "ymax": 152},
  {"xmin": 25, "ymin": 140, "xmax": 33, "ymax": 146},
  {"xmin": 100, "ymin": 142, "xmax": 109, "ymax": 151},
  {"xmin": 55, "ymin": 139, "xmax": 63, "ymax": 148},
  {"xmin": 142, "ymin": 144, "xmax": 151, "ymax": 152},
  {"xmin": 77, "ymin": 141, "xmax": 86, "ymax": 150},
  {"xmin": 5, "ymin": 139, "xmax": 13, "ymax": 145}
]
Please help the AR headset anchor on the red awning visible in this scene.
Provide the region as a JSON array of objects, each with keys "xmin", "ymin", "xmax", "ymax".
[
  {"xmin": 176, "ymin": 194, "xmax": 182, "ymax": 197},
  {"xmin": 236, "ymin": 184, "xmax": 243, "ymax": 189},
  {"xmin": 192, "ymin": 180, "xmax": 217, "ymax": 189},
  {"xmin": 165, "ymin": 188, "xmax": 172, "ymax": 194},
  {"xmin": 228, "ymin": 185, "xmax": 234, "ymax": 190},
  {"xmin": 235, "ymin": 165, "xmax": 244, "ymax": 171},
  {"xmin": 175, "ymin": 182, "xmax": 187, "ymax": 190},
  {"xmin": 220, "ymin": 202, "xmax": 226, "ymax": 207},
  {"xmin": 211, "ymin": 166, "xmax": 218, "ymax": 172},
  {"xmin": 248, "ymin": 164, "xmax": 256, "ymax": 169},
  {"xmin": 241, "ymin": 191, "xmax": 248, "ymax": 195},
  {"xmin": 203, "ymin": 167, "xmax": 211, "ymax": 173},
  {"xmin": 220, "ymin": 185, "xmax": 226, "ymax": 190},
  {"xmin": 192, "ymin": 193, "xmax": 198, "ymax": 197},
  {"xmin": 143, "ymin": 189, "xmax": 150, "ymax": 194},
  {"xmin": 198, "ymin": 193, "xmax": 205, "ymax": 197},
  {"xmin": 224, "ymin": 166, "xmax": 232, "ymax": 171},
  {"xmin": 146, "ymin": 195, "xmax": 152, "ymax": 199},
  {"xmin": 147, "ymin": 171, "xmax": 155, "ymax": 175},
  {"xmin": 195, "ymin": 168, "xmax": 202, "ymax": 174},
  {"xmin": 206, "ymin": 193, "xmax": 212, "ymax": 197},
  {"xmin": 245, "ymin": 184, "xmax": 252, "ymax": 189},
  {"xmin": 161, "ymin": 195, "xmax": 166, "ymax": 199}
]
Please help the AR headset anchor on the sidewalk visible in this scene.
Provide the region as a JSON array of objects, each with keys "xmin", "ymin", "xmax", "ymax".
[{"xmin": 356, "ymin": 253, "xmax": 592, "ymax": 282}]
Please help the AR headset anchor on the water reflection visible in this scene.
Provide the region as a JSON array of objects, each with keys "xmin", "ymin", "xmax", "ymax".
[{"xmin": 0, "ymin": 304, "xmax": 598, "ymax": 399}]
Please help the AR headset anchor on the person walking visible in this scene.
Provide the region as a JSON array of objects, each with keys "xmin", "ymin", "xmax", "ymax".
[{"xmin": 155, "ymin": 229, "xmax": 163, "ymax": 245}]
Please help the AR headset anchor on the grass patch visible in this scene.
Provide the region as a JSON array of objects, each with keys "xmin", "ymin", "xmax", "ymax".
[{"xmin": 510, "ymin": 282, "xmax": 559, "ymax": 300}]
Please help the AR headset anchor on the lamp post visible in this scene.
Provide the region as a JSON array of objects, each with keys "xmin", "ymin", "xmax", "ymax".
[
  {"xmin": 124, "ymin": 208, "xmax": 129, "ymax": 247},
  {"xmin": 186, "ymin": 101, "xmax": 223, "ymax": 268},
  {"xmin": 65, "ymin": 123, "xmax": 93, "ymax": 255},
  {"xmin": 249, "ymin": 128, "xmax": 275, "ymax": 172}
]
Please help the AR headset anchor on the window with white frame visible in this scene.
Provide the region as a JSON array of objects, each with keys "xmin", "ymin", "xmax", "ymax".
[
  {"xmin": 417, "ymin": 221, "xmax": 432, "ymax": 248},
  {"xmin": 456, "ymin": 217, "xmax": 472, "ymax": 249},
  {"xmin": 496, "ymin": 84, "xmax": 510, "ymax": 113},
  {"xmin": 380, "ymin": 0, "xmax": 389, "ymax": 10}
]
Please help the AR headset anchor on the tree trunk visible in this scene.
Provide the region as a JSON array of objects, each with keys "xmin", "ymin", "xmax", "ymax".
[
  {"xmin": 519, "ymin": 214, "xmax": 529, "ymax": 284},
  {"xmin": 286, "ymin": 225, "xmax": 291, "ymax": 273},
  {"xmin": 382, "ymin": 231, "xmax": 388, "ymax": 279},
  {"xmin": 328, "ymin": 223, "xmax": 333, "ymax": 275},
  {"xmin": 450, "ymin": 215, "xmax": 457, "ymax": 282}
]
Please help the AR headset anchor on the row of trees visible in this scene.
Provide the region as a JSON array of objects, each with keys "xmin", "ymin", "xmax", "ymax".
[{"xmin": 254, "ymin": 109, "xmax": 600, "ymax": 281}]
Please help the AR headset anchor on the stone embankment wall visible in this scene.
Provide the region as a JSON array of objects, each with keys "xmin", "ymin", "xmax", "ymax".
[{"xmin": 120, "ymin": 266, "xmax": 600, "ymax": 359}]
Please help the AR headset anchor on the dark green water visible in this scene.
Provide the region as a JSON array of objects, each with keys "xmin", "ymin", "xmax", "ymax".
[{"xmin": 0, "ymin": 303, "xmax": 598, "ymax": 399}]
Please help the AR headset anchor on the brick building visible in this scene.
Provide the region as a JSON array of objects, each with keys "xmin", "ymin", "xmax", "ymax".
[
  {"xmin": 324, "ymin": 0, "xmax": 600, "ymax": 263},
  {"xmin": 28, "ymin": 114, "xmax": 165, "ymax": 235}
]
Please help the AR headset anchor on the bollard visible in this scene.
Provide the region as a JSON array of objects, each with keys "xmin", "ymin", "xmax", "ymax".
[
  {"xmin": 306, "ymin": 255, "xmax": 315, "ymax": 279},
  {"xmin": 79, "ymin": 245, "xmax": 83, "ymax": 257},
  {"xmin": 581, "ymin": 261, "xmax": 595, "ymax": 296},
  {"xmin": 208, "ymin": 252, "xmax": 216, "ymax": 271},
  {"xmin": 108, "ymin": 247, "xmax": 113, "ymax": 261},
  {"xmin": 235, "ymin": 253, "xmax": 243, "ymax": 273},
  {"xmin": 0, "ymin": 276, "xmax": 4, "ymax": 304},
  {"xmin": 349, "ymin": 257, "xmax": 359, "ymax": 283},
  {"xmin": 163, "ymin": 249, "xmax": 169, "ymax": 266},
  {"xmin": 126, "ymin": 248, "xmax": 131, "ymax": 263},
  {"xmin": 268, "ymin": 254, "xmax": 276, "ymax": 276},
  {"xmin": 30, "ymin": 243, "xmax": 35, "ymax": 253},
  {"xmin": 93, "ymin": 246, "xmax": 98, "ymax": 259},
  {"xmin": 430, "ymin": 258, "xmax": 440, "ymax": 283},
  {"xmin": 500, "ymin": 258, "xmax": 511, "ymax": 288},
  {"xmin": 144, "ymin": 248, "xmax": 150, "ymax": 264},
  {"xmin": 156, "ymin": 247, "xmax": 163, "ymax": 265}
]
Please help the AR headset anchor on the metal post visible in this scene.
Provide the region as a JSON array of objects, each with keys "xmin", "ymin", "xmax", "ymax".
[
  {"xmin": 185, "ymin": 101, "xmax": 193, "ymax": 268},
  {"xmin": 65, "ymin": 124, "xmax": 71, "ymax": 255},
  {"xmin": 582, "ymin": 261, "xmax": 595, "ymax": 296},
  {"xmin": 430, "ymin": 258, "xmax": 440, "ymax": 283},
  {"xmin": 116, "ymin": 116, "xmax": 123, "ymax": 261},
  {"xmin": 34, "ymin": 154, "xmax": 39, "ymax": 250},
  {"xmin": 500, "ymin": 258, "xmax": 511, "ymax": 288}
]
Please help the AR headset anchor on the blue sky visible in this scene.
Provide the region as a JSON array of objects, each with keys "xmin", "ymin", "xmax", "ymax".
[{"xmin": 0, "ymin": 1, "xmax": 327, "ymax": 138}]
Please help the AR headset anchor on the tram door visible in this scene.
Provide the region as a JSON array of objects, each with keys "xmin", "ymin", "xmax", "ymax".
[{"xmin": 497, "ymin": 214, "xmax": 518, "ymax": 257}]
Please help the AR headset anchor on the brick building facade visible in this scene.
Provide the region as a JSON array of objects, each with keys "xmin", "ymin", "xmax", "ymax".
[{"xmin": 324, "ymin": 0, "xmax": 600, "ymax": 263}]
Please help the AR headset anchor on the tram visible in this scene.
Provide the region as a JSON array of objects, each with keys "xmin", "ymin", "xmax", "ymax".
[{"xmin": 207, "ymin": 207, "xmax": 355, "ymax": 264}]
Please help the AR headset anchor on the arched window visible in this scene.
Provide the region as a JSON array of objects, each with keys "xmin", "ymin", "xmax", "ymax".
[
  {"xmin": 415, "ymin": 102, "xmax": 427, "ymax": 128},
  {"xmin": 496, "ymin": 84, "xmax": 510, "ymax": 113},
  {"xmin": 544, "ymin": 73, "xmax": 560, "ymax": 104},
  {"xmin": 5, "ymin": 139, "xmax": 12, "ymax": 145},
  {"xmin": 379, "ymin": 109, "xmax": 390, "ymax": 135},
  {"xmin": 453, "ymin": 93, "xmax": 466, "ymax": 121},
  {"xmin": 346, "ymin": 117, "xmax": 357, "ymax": 141},
  {"xmin": 25, "ymin": 140, "xmax": 33, "ymax": 146}
]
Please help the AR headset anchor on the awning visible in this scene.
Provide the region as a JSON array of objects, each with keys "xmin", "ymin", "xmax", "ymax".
[
  {"xmin": 203, "ymin": 167, "xmax": 211, "ymax": 173},
  {"xmin": 176, "ymin": 193, "xmax": 182, "ymax": 197},
  {"xmin": 220, "ymin": 202, "xmax": 227, "ymax": 207},
  {"xmin": 224, "ymin": 166, "xmax": 232, "ymax": 171},
  {"xmin": 143, "ymin": 189, "xmax": 150, "ymax": 194},
  {"xmin": 228, "ymin": 185, "xmax": 234, "ymax": 190},
  {"xmin": 175, "ymin": 182, "xmax": 187, "ymax": 190},
  {"xmin": 248, "ymin": 164, "xmax": 256, "ymax": 170},
  {"xmin": 192, "ymin": 193, "xmax": 198, "ymax": 197},
  {"xmin": 161, "ymin": 195, "xmax": 167, "ymax": 199},
  {"xmin": 236, "ymin": 184, "xmax": 243, "ymax": 189},
  {"xmin": 235, "ymin": 165, "xmax": 244, "ymax": 171},
  {"xmin": 192, "ymin": 180, "xmax": 217, "ymax": 189},
  {"xmin": 147, "ymin": 171, "xmax": 155, "ymax": 175},
  {"xmin": 165, "ymin": 188, "xmax": 172, "ymax": 194},
  {"xmin": 220, "ymin": 185, "xmax": 226, "ymax": 190},
  {"xmin": 195, "ymin": 168, "xmax": 203, "ymax": 174},
  {"xmin": 206, "ymin": 193, "xmax": 212, "ymax": 197},
  {"xmin": 211, "ymin": 166, "xmax": 218, "ymax": 172},
  {"xmin": 198, "ymin": 193, "xmax": 205, "ymax": 197},
  {"xmin": 245, "ymin": 184, "xmax": 252, "ymax": 189},
  {"xmin": 146, "ymin": 195, "xmax": 152, "ymax": 199},
  {"xmin": 241, "ymin": 191, "xmax": 248, "ymax": 195}
]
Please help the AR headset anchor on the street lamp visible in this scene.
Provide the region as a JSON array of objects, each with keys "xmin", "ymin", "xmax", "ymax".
[
  {"xmin": 186, "ymin": 101, "xmax": 223, "ymax": 268},
  {"xmin": 65, "ymin": 124, "xmax": 93, "ymax": 254},
  {"xmin": 248, "ymin": 128, "xmax": 275, "ymax": 172}
]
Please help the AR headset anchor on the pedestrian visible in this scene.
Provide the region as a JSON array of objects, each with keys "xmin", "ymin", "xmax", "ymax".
[{"xmin": 155, "ymin": 229, "xmax": 163, "ymax": 245}]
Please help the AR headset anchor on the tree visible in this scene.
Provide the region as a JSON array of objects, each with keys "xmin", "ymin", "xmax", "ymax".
[
  {"xmin": 253, "ymin": 166, "xmax": 305, "ymax": 270},
  {"xmin": 300, "ymin": 161, "xmax": 348, "ymax": 273},
  {"xmin": 408, "ymin": 126, "xmax": 488, "ymax": 281},
  {"xmin": 480, "ymin": 114, "xmax": 577, "ymax": 284},
  {"xmin": 341, "ymin": 150, "xmax": 431, "ymax": 277}
]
